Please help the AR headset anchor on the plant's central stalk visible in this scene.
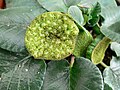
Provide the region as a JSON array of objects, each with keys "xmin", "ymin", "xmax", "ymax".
[{"xmin": 25, "ymin": 12, "xmax": 79, "ymax": 60}]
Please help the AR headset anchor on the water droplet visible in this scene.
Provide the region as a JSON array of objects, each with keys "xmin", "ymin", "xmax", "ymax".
[
  {"xmin": 37, "ymin": 72, "xmax": 40, "ymax": 74},
  {"xmin": 25, "ymin": 69, "xmax": 28, "ymax": 71},
  {"xmin": 0, "ymin": 77, "xmax": 1, "ymax": 80},
  {"xmin": 18, "ymin": 65, "xmax": 21, "ymax": 68},
  {"xmin": 7, "ymin": 24, "xmax": 10, "ymax": 26},
  {"xmin": 30, "ymin": 9, "xmax": 33, "ymax": 11}
]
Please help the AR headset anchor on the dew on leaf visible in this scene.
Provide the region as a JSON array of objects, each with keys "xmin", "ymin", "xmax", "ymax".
[
  {"xmin": 7, "ymin": 24, "xmax": 10, "ymax": 26},
  {"xmin": 25, "ymin": 69, "xmax": 28, "ymax": 71},
  {"xmin": 37, "ymin": 72, "xmax": 40, "ymax": 74},
  {"xmin": 18, "ymin": 65, "xmax": 21, "ymax": 68}
]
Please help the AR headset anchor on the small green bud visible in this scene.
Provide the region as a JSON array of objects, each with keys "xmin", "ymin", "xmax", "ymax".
[
  {"xmin": 63, "ymin": 16, "xmax": 68, "ymax": 20},
  {"xmin": 46, "ymin": 20, "xmax": 51, "ymax": 24},
  {"xmin": 25, "ymin": 12, "xmax": 79, "ymax": 60},
  {"xmin": 53, "ymin": 22, "xmax": 57, "ymax": 26}
]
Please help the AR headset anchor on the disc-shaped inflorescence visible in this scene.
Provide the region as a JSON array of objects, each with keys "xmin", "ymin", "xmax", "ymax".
[{"xmin": 25, "ymin": 12, "xmax": 79, "ymax": 60}]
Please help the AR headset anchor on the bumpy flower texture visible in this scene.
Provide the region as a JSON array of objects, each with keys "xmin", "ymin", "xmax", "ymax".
[{"xmin": 25, "ymin": 12, "xmax": 79, "ymax": 60}]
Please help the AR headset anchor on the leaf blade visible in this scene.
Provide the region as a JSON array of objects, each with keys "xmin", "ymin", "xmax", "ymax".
[
  {"xmin": 38, "ymin": 0, "xmax": 67, "ymax": 12},
  {"xmin": 0, "ymin": 6, "xmax": 46, "ymax": 53},
  {"xmin": 73, "ymin": 30, "xmax": 93, "ymax": 57},
  {"xmin": 91, "ymin": 37, "xmax": 111, "ymax": 64},
  {"xmin": 63, "ymin": 0, "xmax": 81, "ymax": 7},
  {"xmin": 68, "ymin": 5, "xmax": 84, "ymax": 25},
  {"xmin": 70, "ymin": 57, "xmax": 103, "ymax": 90},
  {"xmin": 88, "ymin": 2, "xmax": 101, "ymax": 26},
  {"xmin": 111, "ymin": 42, "xmax": 120, "ymax": 57},
  {"xmin": 101, "ymin": 7, "xmax": 120, "ymax": 43},
  {"xmin": 42, "ymin": 57, "xmax": 104, "ymax": 90},
  {"xmin": 103, "ymin": 57, "xmax": 120, "ymax": 90},
  {"xmin": 0, "ymin": 48, "xmax": 46, "ymax": 90},
  {"xmin": 5, "ymin": 0, "xmax": 43, "ymax": 8}
]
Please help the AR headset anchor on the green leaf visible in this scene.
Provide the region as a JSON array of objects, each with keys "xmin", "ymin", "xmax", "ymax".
[
  {"xmin": 91, "ymin": 37, "xmax": 111, "ymax": 64},
  {"xmin": 5, "ymin": 0, "xmax": 42, "ymax": 8},
  {"xmin": 99, "ymin": 0, "xmax": 117, "ymax": 27},
  {"xmin": 92, "ymin": 24, "xmax": 101, "ymax": 35},
  {"xmin": 78, "ymin": 0, "xmax": 116, "ymax": 9},
  {"xmin": 37, "ymin": 0, "xmax": 68, "ymax": 12},
  {"xmin": 79, "ymin": 0, "xmax": 100, "ymax": 7},
  {"xmin": 0, "ymin": 48, "xmax": 46, "ymax": 90},
  {"xmin": 42, "ymin": 57, "xmax": 103, "ymax": 90},
  {"xmin": 0, "ymin": 48, "xmax": 24, "ymax": 74},
  {"xmin": 42, "ymin": 59, "xmax": 69, "ymax": 90},
  {"xmin": 63, "ymin": 0, "xmax": 81, "ymax": 7},
  {"xmin": 64, "ymin": 0, "xmax": 104, "ymax": 8},
  {"xmin": 0, "ymin": 6, "xmax": 46, "ymax": 53},
  {"xmin": 86, "ymin": 35, "xmax": 103, "ymax": 59},
  {"xmin": 68, "ymin": 6, "xmax": 84, "ymax": 25},
  {"xmin": 73, "ymin": 30, "xmax": 93, "ymax": 57},
  {"xmin": 0, "ymin": 48, "xmax": 103, "ymax": 90},
  {"xmin": 88, "ymin": 2, "xmax": 101, "ymax": 26},
  {"xmin": 101, "ymin": 6, "xmax": 120, "ymax": 43},
  {"xmin": 103, "ymin": 56, "xmax": 120, "ymax": 90},
  {"xmin": 68, "ymin": 6, "xmax": 93, "ymax": 57},
  {"xmin": 111, "ymin": 42, "xmax": 120, "ymax": 57},
  {"xmin": 99, "ymin": 0, "xmax": 117, "ymax": 8},
  {"xmin": 104, "ymin": 83, "xmax": 113, "ymax": 90}
]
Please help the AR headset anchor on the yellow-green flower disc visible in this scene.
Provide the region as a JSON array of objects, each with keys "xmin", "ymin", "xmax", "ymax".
[{"xmin": 25, "ymin": 12, "xmax": 79, "ymax": 60}]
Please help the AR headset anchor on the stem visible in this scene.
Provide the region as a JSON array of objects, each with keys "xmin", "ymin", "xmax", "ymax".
[
  {"xmin": 70, "ymin": 56, "xmax": 75, "ymax": 68},
  {"xmin": 100, "ymin": 62, "xmax": 109, "ymax": 68},
  {"xmin": 97, "ymin": 23, "xmax": 100, "ymax": 28}
]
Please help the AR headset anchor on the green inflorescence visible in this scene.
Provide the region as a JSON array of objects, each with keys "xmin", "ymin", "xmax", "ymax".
[{"xmin": 25, "ymin": 12, "xmax": 79, "ymax": 60}]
